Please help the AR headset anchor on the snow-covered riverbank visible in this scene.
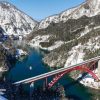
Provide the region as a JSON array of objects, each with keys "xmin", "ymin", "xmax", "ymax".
[
  {"xmin": 29, "ymin": 35, "xmax": 64, "ymax": 51},
  {"xmin": 78, "ymin": 69, "xmax": 100, "ymax": 89},
  {"xmin": 0, "ymin": 67, "xmax": 7, "ymax": 72},
  {"xmin": 16, "ymin": 49, "xmax": 27, "ymax": 58}
]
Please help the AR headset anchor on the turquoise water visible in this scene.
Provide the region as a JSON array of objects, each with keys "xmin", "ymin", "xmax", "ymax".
[
  {"xmin": 6, "ymin": 49, "xmax": 93, "ymax": 100},
  {"xmin": 7, "ymin": 49, "xmax": 49, "ymax": 82}
]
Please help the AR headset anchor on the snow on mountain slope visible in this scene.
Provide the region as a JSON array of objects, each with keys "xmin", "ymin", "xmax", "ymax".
[
  {"xmin": 39, "ymin": 7, "xmax": 78, "ymax": 29},
  {"xmin": 64, "ymin": 44, "xmax": 85, "ymax": 67},
  {"xmin": 27, "ymin": 0, "xmax": 100, "ymax": 68},
  {"xmin": 39, "ymin": 15, "xmax": 59, "ymax": 29},
  {"xmin": 39, "ymin": 0, "xmax": 100, "ymax": 29},
  {"xmin": 43, "ymin": 32, "xmax": 100, "ymax": 68},
  {"xmin": 0, "ymin": 1, "xmax": 38, "ymax": 36},
  {"xmin": 65, "ymin": 36, "xmax": 100, "ymax": 67}
]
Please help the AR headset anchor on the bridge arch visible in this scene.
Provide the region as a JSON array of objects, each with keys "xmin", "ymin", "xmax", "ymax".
[{"xmin": 48, "ymin": 65, "xmax": 99, "ymax": 89}]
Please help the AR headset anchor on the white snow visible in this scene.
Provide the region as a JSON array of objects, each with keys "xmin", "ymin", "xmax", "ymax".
[
  {"xmin": 39, "ymin": 15, "xmax": 59, "ymax": 29},
  {"xmin": 80, "ymin": 25, "xmax": 100, "ymax": 37},
  {"xmin": 29, "ymin": 35, "xmax": 64, "ymax": 51},
  {"xmin": 2, "ymin": 44, "xmax": 9, "ymax": 50},
  {"xmin": 16, "ymin": 49, "xmax": 27, "ymax": 57},
  {"xmin": 63, "ymin": 36, "xmax": 100, "ymax": 88},
  {"xmin": 79, "ymin": 68, "xmax": 100, "ymax": 89},
  {"xmin": 64, "ymin": 34, "xmax": 100, "ymax": 68},
  {"xmin": 0, "ymin": 68, "xmax": 3, "ymax": 72},
  {"xmin": 29, "ymin": 35, "xmax": 50, "ymax": 48},
  {"xmin": 94, "ymin": 26, "xmax": 100, "ymax": 30},
  {"xmin": 0, "ymin": 67, "xmax": 7, "ymax": 72},
  {"xmin": 39, "ymin": 0, "xmax": 100, "ymax": 29},
  {"xmin": 39, "ymin": 6, "xmax": 79, "ymax": 29},
  {"xmin": 42, "ymin": 41, "xmax": 64, "ymax": 51},
  {"xmin": 86, "ymin": 36, "xmax": 100, "ymax": 52},
  {"xmin": 0, "ymin": 1, "xmax": 37, "ymax": 36},
  {"xmin": 80, "ymin": 26, "xmax": 92, "ymax": 37},
  {"xmin": 0, "ymin": 96, "xmax": 7, "ymax": 100},
  {"xmin": 60, "ymin": 7, "xmax": 79, "ymax": 22},
  {"xmin": 64, "ymin": 44, "xmax": 85, "ymax": 67},
  {"xmin": 0, "ymin": 92, "xmax": 5, "ymax": 95}
]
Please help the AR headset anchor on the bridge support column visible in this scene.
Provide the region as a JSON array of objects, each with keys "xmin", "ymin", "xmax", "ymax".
[
  {"xmin": 45, "ymin": 77, "xmax": 48, "ymax": 87},
  {"xmin": 30, "ymin": 82, "xmax": 34, "ymax": 100},
  {"xmin": 43, "ymin": 78, "xmax": 48, "ymax": 90},
  {"xmin": 97, "ymin": 60, "xmax": 100, "ymax": 79}
]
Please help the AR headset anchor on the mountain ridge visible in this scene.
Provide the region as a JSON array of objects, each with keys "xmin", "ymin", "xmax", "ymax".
[
  {"xmin": 39, "ymin": 0, "xmax": 100, "ymax": 29},
  {"xmin": 0, "ymin": 1, "xmax": 38, "ymax": 36}
]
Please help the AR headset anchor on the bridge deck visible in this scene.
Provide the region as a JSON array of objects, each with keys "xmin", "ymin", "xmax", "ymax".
[{"xmin": 13, "ymin": 56, "xmax": 100, "ymax": 85}]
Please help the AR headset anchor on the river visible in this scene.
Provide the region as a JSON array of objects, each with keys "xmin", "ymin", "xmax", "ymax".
[{"xmin": 6, "ymin": 48, "xmax": 99, "ymax": 100}]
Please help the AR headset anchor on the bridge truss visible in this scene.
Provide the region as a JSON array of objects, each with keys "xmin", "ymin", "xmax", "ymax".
[{"xmin": 48, "ymin": 61, "xmax": 99, "ymax": 88}]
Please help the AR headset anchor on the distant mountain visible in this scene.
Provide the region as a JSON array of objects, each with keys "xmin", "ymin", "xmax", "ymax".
[
  {"xmin": 39, "ymin": 0, "xmax": 100, "ymax": 29},
  {"xmin": 0, "ymin": 1, "xmax": 38, "ymax": 36},
  {"xmin": 29, "ymin": 0, "xmax": 100, "ymax": 68}
]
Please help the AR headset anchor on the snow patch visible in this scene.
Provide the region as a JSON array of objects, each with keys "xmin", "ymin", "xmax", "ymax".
[
  {"xmin": 80, "ymin": 26, "xmax": 92, "ymax": 37},
  {"xmin": 42, "ymin": 41, "xmax": 64, "ymax": 51},
  {"xmin": 0, "ymin": 2, "xmax": 37, "ymax": 36},
  {"xmin": 64, "ymin": 35, "xmax": 100, "ymax": 68},
  {"xmin": 29, "ymin": 35, "xmax": 50, "ymax": 48},
  {"xmin": 0, "ymin": 67, "xmax": 7, "ymax": 72},
  {"xmin": 0, "ymin": 95, "xmax": 7, "ymax": 100},
  {"xmin": 85, "ymin": 36, "xmax": 100, "ymax": 52},
  {"xmin": 79, "ymin": 68, "xmax": 100, "ymax": 89},
  {"xmin": 39, "ymin": 15, "xmax": 59, "ymax": 29},
  {"xmin": 29, "ymin": 35, "xmax": 64, "ymax": 51},
  {"xmin": 16, "ymin": 49, "xmax": 27, "ymax": 57},
  {"xmin": 64, "ymin": 44, "xmax": 85, "ymax": 67},
  {"xmin": 39, "ymin": 0, "xmax": 100, "ymax": 29}
]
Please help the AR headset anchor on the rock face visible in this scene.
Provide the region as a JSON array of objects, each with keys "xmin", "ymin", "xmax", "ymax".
[
  {"xmin": 0, "ymin": 27, "xmax": 16, "ymax": 74},
  {"xmin": 0, "ymin": 1, "xmax": 38, "ymax": 36},
  {"xmin": 39, "ymin": 0, "xmax": 100, "ymax": 29},
  {"xmin": 29, "ymin": 0, "xmax": 100, "ymax": 68},
  {"xmin": 0, "ymin": 1, "xmax": 38, "ymax": 74}
]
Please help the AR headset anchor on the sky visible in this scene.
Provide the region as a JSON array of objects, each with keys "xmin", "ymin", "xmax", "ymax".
[{"xmin": 5, "ymin": 0, "xmax": 85, "ymax": 21}]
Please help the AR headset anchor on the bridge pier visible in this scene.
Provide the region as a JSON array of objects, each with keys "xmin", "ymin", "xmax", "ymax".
[
  {"xmin": 97, "ymin": 60, "xmax": 100, "ymax": 78},
  {"xmin": 45, "ymin": 77, "xmax": 48, "ymax": 87},
  {"xmin": 30, "ymin": 82, "xmax": 34, "ymax": 100},
  {"xmin": 43, "ymin": 78, "xmax": 48, "ymax": 90}
]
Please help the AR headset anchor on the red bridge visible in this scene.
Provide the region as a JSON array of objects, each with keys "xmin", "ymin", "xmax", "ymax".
[{"xmin": 14, "ymin": 56, "xmax": 100, "ymax": 89}]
